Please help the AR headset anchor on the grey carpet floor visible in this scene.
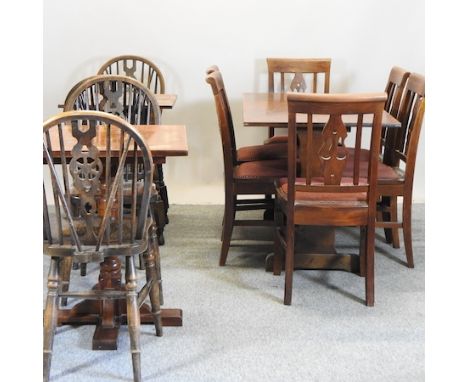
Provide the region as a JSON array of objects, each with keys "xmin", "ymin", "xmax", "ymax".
[{"xmin": 44, "ymin": 204, "xmax": 424, "ymax": 382}]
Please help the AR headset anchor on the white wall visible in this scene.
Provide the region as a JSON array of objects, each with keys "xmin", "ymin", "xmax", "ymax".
[{"xmin": 44, "ymin": 0, "xmax": 425, "ymax": 203}]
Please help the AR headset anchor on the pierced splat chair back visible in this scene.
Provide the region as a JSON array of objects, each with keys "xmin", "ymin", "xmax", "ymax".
[
  {"xmin": 267, "ymin": 58, "xmax": 331, "ymax": 93},
  {"xmin": 98, "ymin": 55, "xmax": 165, "ymax": 94},
  {"xmin": 286, "ymin": 93, "xmax": 386, "ymax": 216},
  {"xmin": 205, "ymin": 70, "xmax": 238, "ymax": 178},
  {"xmin": 43, "ymin": 111, "xmax": 153, "ymax": 262},
  {"xmin": 380, "ymin": 67, "xmax": 410, "ymax": 156},
  {"xmin": 63, "ymin": 75, "xmax": 161, "ymax": 125},
  {"xmin": 390, "ymin": 73, "xmax": 425, "ymax": 180}
]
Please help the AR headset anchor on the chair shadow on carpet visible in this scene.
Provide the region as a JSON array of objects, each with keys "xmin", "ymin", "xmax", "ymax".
[{"xmin": 298, "ymin": 271, "xmax": 364, "ymax": 305}]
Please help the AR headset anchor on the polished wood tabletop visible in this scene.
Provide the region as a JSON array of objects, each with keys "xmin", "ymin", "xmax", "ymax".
[
  {"xmin": 58, "ymin": 94, "xmax": 177, "ymax": 110},
  {"xmin": 47, "ymin": 124, "xmax": 188, "ymax": 159},
  {"xmin": 243, "ymin": 93, "xmax": 400, "ymax": 128}
]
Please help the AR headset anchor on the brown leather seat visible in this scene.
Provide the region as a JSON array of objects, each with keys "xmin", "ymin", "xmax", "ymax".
[
  {"xmin": 205, "ymin": 65, "xmax": 287, "ymax": 163},
  {"xmin": 236, "ymin": 143, "xmax": 287, "ymax": 162}
]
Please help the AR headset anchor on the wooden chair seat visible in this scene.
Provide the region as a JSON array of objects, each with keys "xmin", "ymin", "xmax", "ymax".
[
  {"xmin": 237, "ymin": 142, "xmax": 287, "ymax": 162},
  {"xmin": 276, "ymin": 177, "xmax": 369, "ymax": 226}
]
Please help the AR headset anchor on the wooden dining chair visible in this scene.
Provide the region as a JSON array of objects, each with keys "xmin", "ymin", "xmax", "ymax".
[
  {"xmin": 97, "ymin": 54, "xmax": 165, "ymax": 94},
  {"xmin": 206, "ymin": 70, "xmax": 288, "ymax": 266},
  {"xmin": 274, "ymin": 92, "xmax": 387, "ymax": 306},
  {"xmin": 375, "ymin": 73, "xmax": 425, "ymax": 268},
  {"xmin": 43, "ymin": 111, "xmax": 163, "ymax": 382},
  {"xmin": 345, "ymin": 67, "xmax": 410, "ymax": 247},
  {"xmin": 265, "ymin": 58, "xmax": 332, "ymax": 143},
  {"xmin": 205, "ymin": 65, "xmax": 287, "ymax": 162},
  {"xmin": 63, "ymin": 75, "xmax": 165, "ymax": 301},
  {"xmin": 98, "ymin": 55, "xmax": 170, "ymax": 225},
  {"xmin": 63, "ymin": 74, "xmax": 166, "ymax": 236}
]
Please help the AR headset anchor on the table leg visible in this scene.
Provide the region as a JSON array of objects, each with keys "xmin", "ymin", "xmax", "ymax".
[{"xmin": 155, "ymin": 164, "xmax": 169, "ymax": 224}]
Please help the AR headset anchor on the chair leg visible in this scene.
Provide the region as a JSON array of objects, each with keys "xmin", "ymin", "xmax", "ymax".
[
  {"xmin": 273, "ymin": 204, "xmax": 283, "ymax": 276},
  {"xmin": 268, "ymin": 126, "xmax": 275, "ymax": 138},
  {"xmin": 155, "ymin": 164, "xmax": 169, "ymax": 225},
  {"xmin": 359, "ymin": 226, "xmax": 366, "ymax": 278},
  {"xmin": 381, "ymin": 196, "xmax": 393, "ymax": 244},
  {"xmin": 365, "ymin": 224, "xmax": 375, "ymax": 307},
  {"xmin": 283, "ymin": 217, "xmax": 295, "ymax": 305},
  {"xmin": 43, "ymin": 257, "xmax": 60, "ymax": 382},
  {"xmin": 59, "ymin": 256, "xmax": 73, "ymax": 306},
  {"xmin": 219, "ymin": 191, "xmax": 235, "ymax": 266},
  {"xmin": 80, "ymin": 263, "xmax": 87, "ymax": 276},
  {"xmin": 151, "ymin": 193, "xmax": 166, "ymax": 247},
  {"xmin": 263, "ymin": 194, "xmax": 274, "ymax": 220},
  {"xmin": 145, "ymin": 225, "xmax": 163, "ymax": 336},
  {"xmin": 125, "ymin": 256, "xmax": 142, "ymax": 382},
  {"xmin": 402, "ymin": 195, "xmax": 415, "ymax": 268},
  {"xmin": 389, "ymin": 196, "xmax": 400, "ymax": 248}
]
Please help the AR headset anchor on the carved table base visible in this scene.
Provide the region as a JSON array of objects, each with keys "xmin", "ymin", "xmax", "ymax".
[
  {"xmin": 266, "ymin": 226, "xmax": 362, "ymax": 275},
  {"xmin": 57, "ymin": 256, "xmax": 182, "ymax": 350}
]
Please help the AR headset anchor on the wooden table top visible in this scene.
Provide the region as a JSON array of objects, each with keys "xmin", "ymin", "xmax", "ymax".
[
  {"xmin": 243, "ymin": 93, "xmax": 400, "ymax": 128},
  {"xmin": 58, "ymin": 94, "xmax": 177, "ymax": 110},
  {"xmin": 47, "ymin": 124, "xmax": 188, "ymax": 159}
]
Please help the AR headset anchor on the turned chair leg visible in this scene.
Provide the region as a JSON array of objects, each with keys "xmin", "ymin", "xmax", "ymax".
[
  {"xmin": 125, "ymin": 256, "xmax": 142, "ymax": 382},
  {"xmin": 219, "ymin": 192, "xmax": 235, "ymax": 266},
  {"xmin": 151, "ymin": 222, "xmax": 164, "ymax": 305},
  {"xmin": 402, "ymin": 195, "xmax": 415, "ymax": 268},
  {"xmin": 283, "ymin": 219, "xmax": 295, "ymax": 305},
  {"xmin": 43, "ymin": 257, "xmax": 60, "ymax": 382},
  {"xmin": 145, "ymin": 225, "xmax": 163, "ymax": 336}
]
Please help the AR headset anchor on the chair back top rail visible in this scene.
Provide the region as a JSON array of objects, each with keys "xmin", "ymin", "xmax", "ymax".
[
  {"xmin": 63, "ymin": 74, "xmax": 161, "ymax": 125},
  {"xmin": 267, "ymin": 58, "xmax": 331, "ymax": 93},
  {"xmin": 97, "ymin": 55, "xmax": 165, "ymax": 94}
]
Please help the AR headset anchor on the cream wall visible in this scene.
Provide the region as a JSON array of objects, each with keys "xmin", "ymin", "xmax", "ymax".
[{"xmin": 44, "ymin": 0, "xmax": 425, "ymax": 203}]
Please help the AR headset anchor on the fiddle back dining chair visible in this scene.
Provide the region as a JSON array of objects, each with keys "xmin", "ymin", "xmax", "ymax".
[
  {"xmin": 265, "ymin": 58, "xmax": 332, "ymax": 142},
  {"xmin": 43, "ymin": 111, "xmax": 162, "ymax": 382},
  {"xmin": 205, "ymin": 70, "xmax": 288, "ymax": 266},
  {"xmin": 274, "ymin": 92, "xmax": 387, "ymax": 306}
]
